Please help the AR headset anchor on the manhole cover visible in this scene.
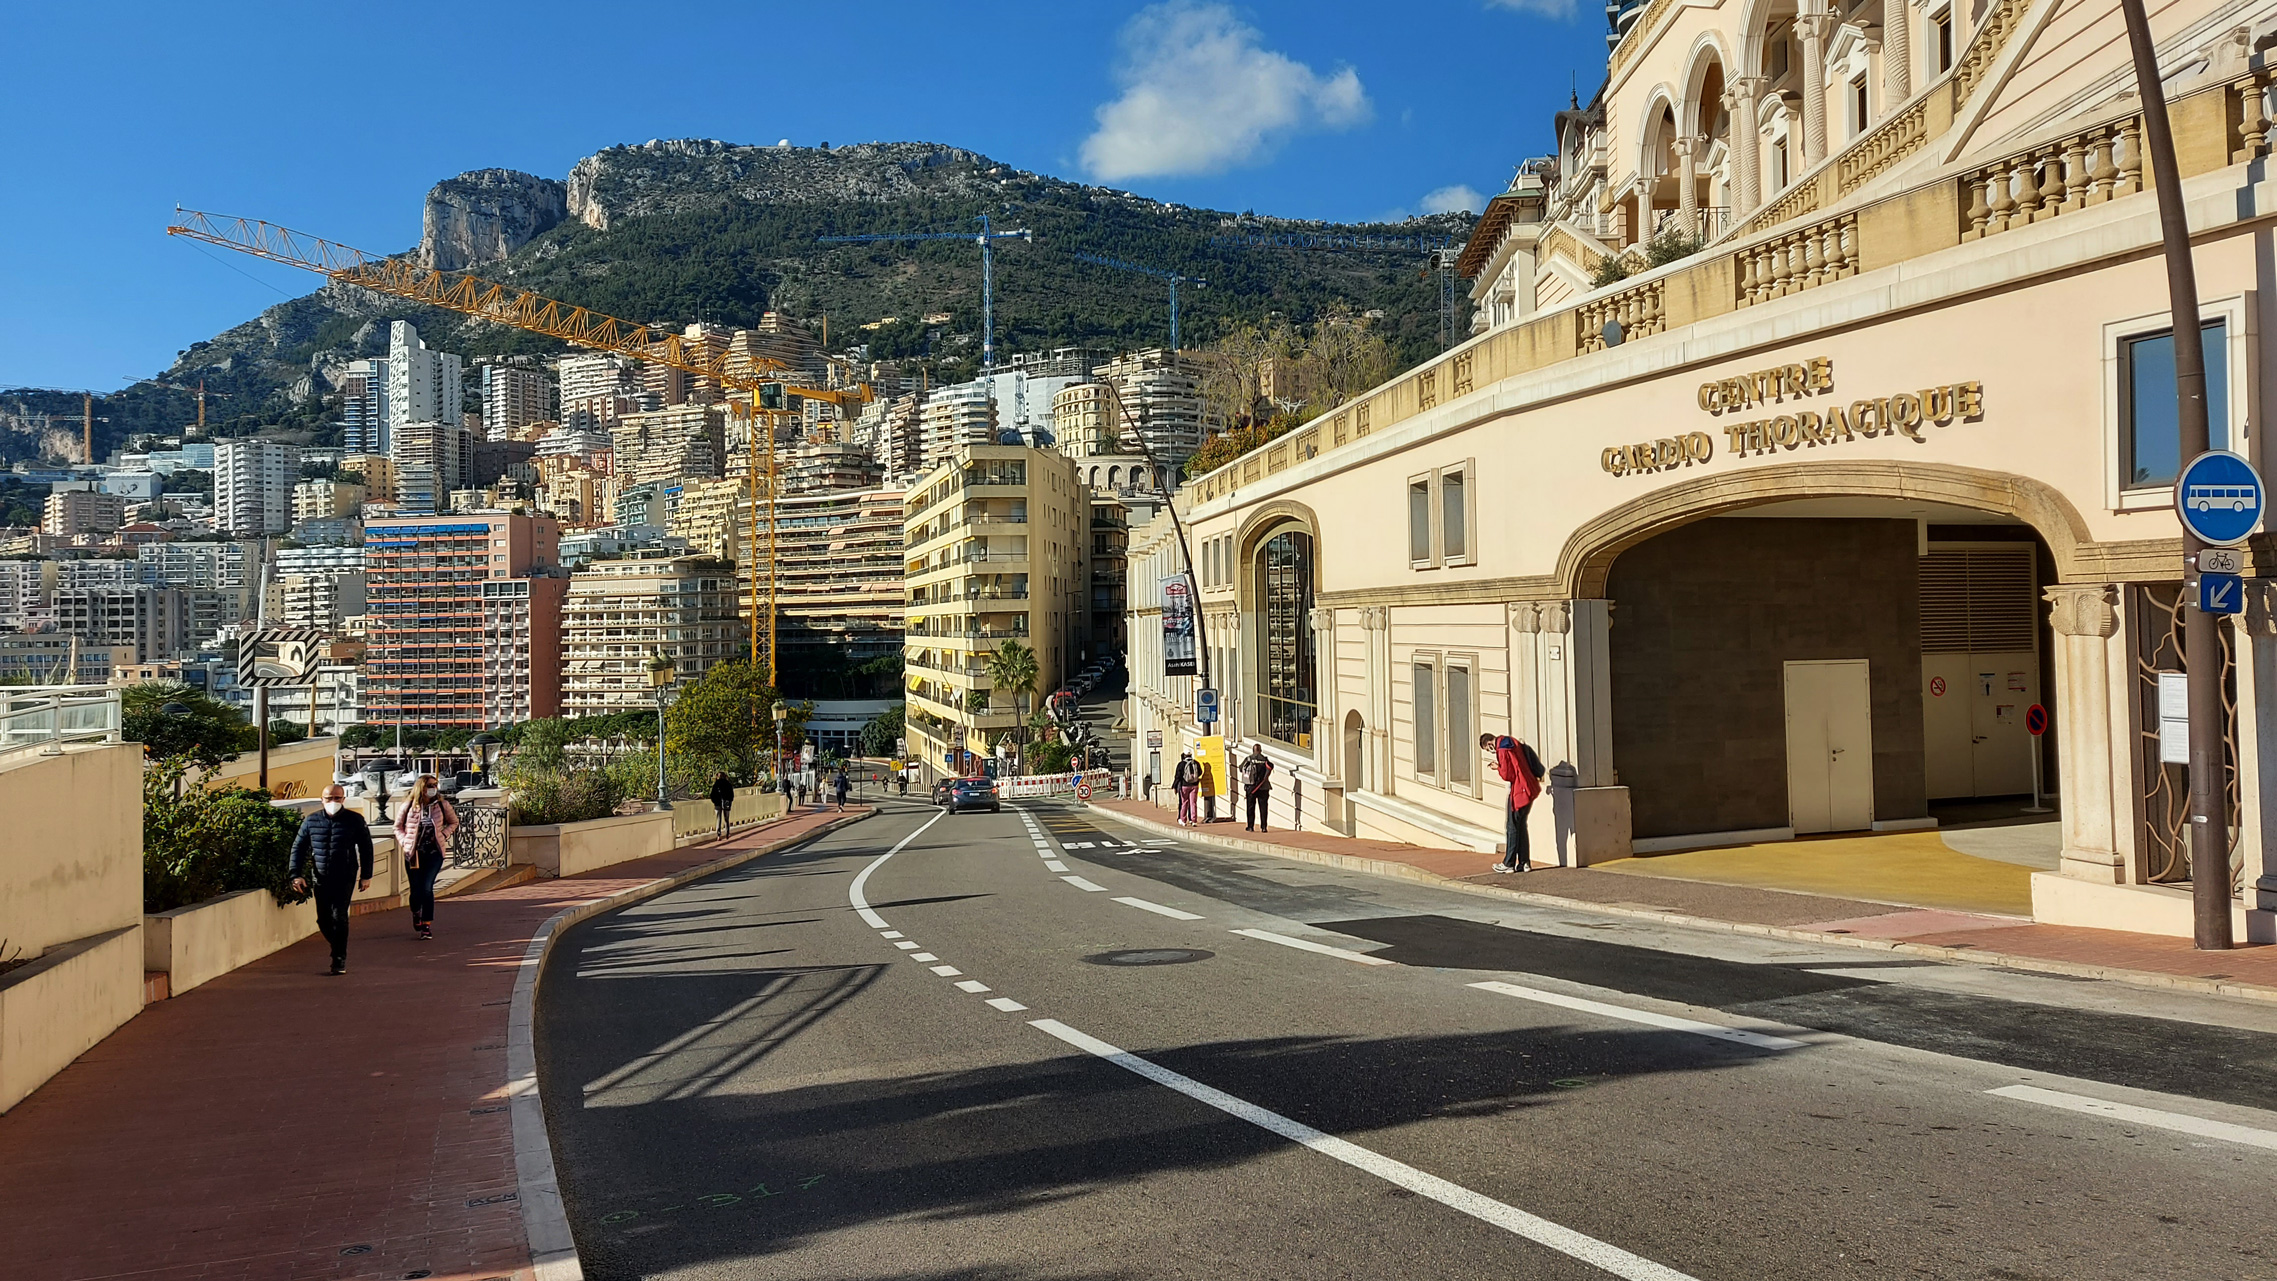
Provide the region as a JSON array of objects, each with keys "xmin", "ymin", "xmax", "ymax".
[{"xmin": 1083, "ymin": 948, "xmax": 1215, "ymax": 966}]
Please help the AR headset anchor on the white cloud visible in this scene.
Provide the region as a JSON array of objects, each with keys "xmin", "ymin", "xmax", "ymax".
[
  {"xmin": 1081, "ymin": 2, "xmax": 1372, "ymax": 182},
  {"xmin": 1418, "ymin": 184, "xmax": 1485, "ymax": 215},
  {"xmin": 1486, "ymin": 0, "xmax": 1578, "ymax": 19}
]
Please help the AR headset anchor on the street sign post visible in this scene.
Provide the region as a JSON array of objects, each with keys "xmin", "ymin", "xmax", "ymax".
[
  {"xmin": 2174, "ymin": 450, "xmax": 2264, "ymax": 545},
  {"xmin": 1196, "ymin": 687, "xmax": 1219, "ymax": 727},
  {"xmin": 2198, "ymin": 547, "xmax": 2243, "ymax": 574},
  {"xmin": 2023, "ymin": 703, "xmax": 2051, "ymax": 813},
  {"xmin": 2199, "ymin": 571, "xmax": 2243, "ymax": 615}
]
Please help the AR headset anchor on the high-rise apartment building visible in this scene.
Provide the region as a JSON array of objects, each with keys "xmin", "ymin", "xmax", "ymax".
[
  {"xmin": 1099, "ymin": 349, "xmax": 1217, "ymax": 461},
  {"xmin": 611, "ymin": 404, "xmax": 725, "ymax": 486},
  {"xmin": 557, "ymin": 353, "xmax": 646, "ymax": 432},
  {"xmin": 481, "ymin": 576, "xmax": 566, "ymax": 726},
  {"xmin": 340, "ymin": 360, "xmax": 390, "ymax": 454},
  {"xmin": 293, "ymin": 478, "xmax": 368, "ymax": 523},
  {"xmin": 902, "ymin": 445, "xmax": 1088, "ymax": 772},
  {"xmin": 139, "ymin": 540, "xmax": 258, "ymax": 591},
  {"xmin": 917, "ymin": 382, "xmax": 998, "ymax": 476},
  {"xmin": 57, "ymin": 559, "xmax": 143, "ymax": 592},
  {"xmin": 562, "ymin": 554, "xmax": 744, "ymax": 717},
  {"xmin": 387, "ymin": 321, "xmax": 462, "ymax": 431},
  {"xmin": 342, "ymin": 454, "xmax": 396, "ymax": 504},
  {"xmin": 783, "ymin": 442, "xmax": 886, "ymax": 494},
  {"xmin": 479, "ymin": 362, "xmax": 556, "ymax": 439},
  {"xmin": 0, "ymin": 634, "xmax": 133, "ymax": 685},
  {"xmin": 362, "ymin": 513, "xmax": 561, "ymax": 728},
  {"xmin": 740, "ymin": 487, "xmax": 906, "ymax": 694},
  {"xmin": 214, "ymin": 439, "xmax": 302, "ymax": 536},
  {"xmin": 55, "ymin": 585, "xmax": 187, "ymax": 664},
  {"xmin": 0, "ymin": 559, "xmax": 55, "ymax": 631},
  {"xmin": 665, "ymin": 479, "xmax": 742, "ymax": 560},
  {"xmin": 43, "ymin": 490, "xmax": 127, "ymax": 537},
  {"xmin": 270, "ymin": 570, "xmax": 367, "ymax": 631},
  {"xmin": 391, "ymin": 421, "xmax": 468, "ymax": 515}
]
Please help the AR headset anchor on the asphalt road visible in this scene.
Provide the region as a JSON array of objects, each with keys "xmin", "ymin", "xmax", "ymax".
[{"xmin": 536, "ymin": 799, "xmax": 2277, "ymax": 1280}]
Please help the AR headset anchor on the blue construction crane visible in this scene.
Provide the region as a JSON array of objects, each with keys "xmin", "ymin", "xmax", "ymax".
[
  {"xmin": 1209, "ymin": 232, "xmax": 1471, "ymax": 351},
  {"xmin": 1072, "ymin": 252, "xmax": 1206, "ymax": 351},
  {"xmin": 819, "ymin": 214, "xmax": 1033, "ymax": 373}
]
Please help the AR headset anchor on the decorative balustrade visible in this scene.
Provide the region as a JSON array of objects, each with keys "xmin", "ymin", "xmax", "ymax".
[
  {"xmin": 2234, "ymin": 70, "xmax": 2274, "ymax": 163},
  {"xmin": 1738, "ymin": 212, "xmax": 1858, "ymax": 306},
  {"xmin": 1953, "ymin": 0, "xmax": 2031, "ymax": 105},
  {"xmin": 1575, "ymin": 278, "xmax": 1666, "ymax": 352},
  {"xmin": 1959, "ymin": 115, "xmax": 2141, "ymax": 242},
  {"xmin": 1837, "ymin": 98, "xmax": 1930, "ymax": 195}
]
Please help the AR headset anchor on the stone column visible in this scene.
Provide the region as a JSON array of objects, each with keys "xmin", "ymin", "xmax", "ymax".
[
  {"xmin": 1728, "ymin": 79, "xmax": 1767, "ymax": 216},
  {"xmin": 1307, "ymin": 604, "xmax": 1337, "ymax": 777},
  {"xmin": 1508, "ymin": 600, "xmax": 1629, "ymax": 866},
  {"xmin": 1884, "ymin": 0, "xmax": 1913, "ymax": 103},
  {"xmin": 2243, "ymin": 585, "xmax": 2277, "ymax": 931},
  {"xmin": 2046, "ymin": 585, "xmax": 2127, "ymax": 884},
  {"xmin": 1674, "ymin": 135, "xmax": 1701, "ymax": 236},
  {"xmin": 1797, "ymin": 6, "xmax": 1833, "ymax": 165},
  {"xmin": 1361, "ymin": 606, "xmax": 1394, "ymax": 802}
]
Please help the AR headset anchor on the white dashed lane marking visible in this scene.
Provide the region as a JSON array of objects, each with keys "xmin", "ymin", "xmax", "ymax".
[
  {"xmin": 1989, "ymin": 1084, "xmax": 2277, "ymax": 1151},
  {"xmin": 1045, "ymin": 860, "xmax": 1070, "ymax": 872},
  {"xmin": 1062, "ymin": 876, "xmax": 1110, "ymax": 892},
  {"xmin": 955, "ymin": 979, "xmax": 993, "ymax": 994},
  {"xmin": 930, "ymin": 964, "xmax": 963, "ymax": 977},
  {"xmin": 1114, "ymin": 896, "xmax": 1204, "ymax": 921},
  {"xmin": 1468, "ymin": 981, "xmax": 1803, "ymax": 1052},
  {"xmin": 986, "ymin": 997, "xmax": 1029, "ymax": 1012}
]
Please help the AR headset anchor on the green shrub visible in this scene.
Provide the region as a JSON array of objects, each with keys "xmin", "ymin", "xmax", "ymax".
[
  {"xmin": 1589, "ymin": 255, "xmax": 1632, "ymax": 288},
  {"xmin": 501, "ymin": 759, "xmax": 635, "ymax": 826},
  {"xmin": 142, "ymin": 757, "xmax": 307, "ymax": 913}
]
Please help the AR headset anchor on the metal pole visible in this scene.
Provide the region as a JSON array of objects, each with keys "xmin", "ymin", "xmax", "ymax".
[
  {"xmin": 1169, "ymin": 279, "xmax": 1180, "ymax": 353},
  {"xmin": 656, "ymin": 687, "xmax": 672, "ymax": 811},
  {"xmin": 2121, "ymin": 0, "xmax": 2230, "ymax": 949},
  {"xmin": 256, "ymin": 686, "xmax": 269, "ymax": 791},
  {"xmin": 979, "ymin": 215, "xmax": 995, "ymax": 375}
]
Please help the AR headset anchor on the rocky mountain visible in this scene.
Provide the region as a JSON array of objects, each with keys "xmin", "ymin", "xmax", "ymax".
[{"xmin": 3, "ymin": 139, "xmax": 1474, "ymax": 460}]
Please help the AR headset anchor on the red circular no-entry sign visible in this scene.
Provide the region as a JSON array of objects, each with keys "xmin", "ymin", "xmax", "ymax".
[
  {"xmin": 2024, "ymin": 704, "xmax": 2048, "ymax": 736},
  {"xmin": 1929, "ymin": 676, "xmax": 1947, "ymax": 697}
]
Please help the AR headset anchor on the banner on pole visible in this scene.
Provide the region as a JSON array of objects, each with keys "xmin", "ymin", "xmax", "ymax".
[{"xmin": 1162, "ymin": 574, "xmax": 1197, "ymax": 677}]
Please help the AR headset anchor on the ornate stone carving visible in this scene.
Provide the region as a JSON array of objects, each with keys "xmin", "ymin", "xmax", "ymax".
[
  {"xmin": 1541, "ymin": 602, "xmax": 1573, "ymax": 634},
  {"xmin": 2045, "ymin": 585, "xmax": 2117, "ymax": 638},
  {"xmin": 1507, "ymin": 602, "xmax": 1541, "ymax": 633},
  {"xmin": 1308, "ymin": 606, "xmax": 1336, "ymax": 635},
  {"xmin": 1360, "ymin": 605, "xmax": 1392, "ymax": 631}
]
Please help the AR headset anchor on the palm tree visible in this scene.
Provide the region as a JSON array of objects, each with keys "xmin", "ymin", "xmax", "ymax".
[{"xmin": 986, "ymin": 639, "xmax": 1040, "ymax": 754}]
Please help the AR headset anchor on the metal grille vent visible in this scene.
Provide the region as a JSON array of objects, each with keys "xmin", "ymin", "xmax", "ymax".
[{"xmin": 1919, "ymin": 547, "xmax": 2036, "ymax": 653}]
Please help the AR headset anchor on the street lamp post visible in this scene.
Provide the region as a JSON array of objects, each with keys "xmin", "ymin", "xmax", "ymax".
[
  {"xmin": 468, "ymin": 732, "xmax": 497, "ymax": 788},
  {"xmin": 648, "ymin": 652, "xmax": 676, "ymax": 811}
]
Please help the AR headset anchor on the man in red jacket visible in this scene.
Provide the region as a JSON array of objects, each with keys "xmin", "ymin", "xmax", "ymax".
[{"xmin": 1481, "ymin": 732, "xmax": 1546, "ymax": 873}]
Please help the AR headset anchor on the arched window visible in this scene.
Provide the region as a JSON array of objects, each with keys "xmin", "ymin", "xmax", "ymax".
[{"xmin": 1254, "ymin": 528, "xmax": 1317, "ymax": 746}]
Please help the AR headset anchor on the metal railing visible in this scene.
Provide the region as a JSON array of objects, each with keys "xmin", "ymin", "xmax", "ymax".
[{"xmin": 0, "ymin": 687, "xmax": 123, "ymax": 761}]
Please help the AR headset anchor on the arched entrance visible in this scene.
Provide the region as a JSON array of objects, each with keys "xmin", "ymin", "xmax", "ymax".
[{"xmin": 1343, "ymin": 709, "xmax": 1366, "ymax": 792}]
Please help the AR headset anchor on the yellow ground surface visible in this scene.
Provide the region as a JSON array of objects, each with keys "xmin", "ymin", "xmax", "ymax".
[{"xmin": 1593, "ymin": 830, "xmax": 2035, "ymax": 917}]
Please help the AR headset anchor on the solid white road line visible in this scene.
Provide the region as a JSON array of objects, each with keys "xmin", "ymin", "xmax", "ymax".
[
  {"xmin": 930, "ymin": 964, "xmax": 963, "ymax": 977},
  {"xmin": 1062, "ymin": 875, "xmax": 1110, "ymax": 892},
  {"xmin": 1989, "ymin": 1084, "xmax": 2277, "ymax": 1151},
  {"xmin": 1114, "ymin": 896, "xmax": 1204, "ymax": 921},
  {"xmin": 955, "ymin": 979, "xmax": 993, "ymax": 993},
  {"xmin": 910, "ymin": 953, "xmax": 938, "ymax": 962},
  {"xmin": 1231, "ymin": 928, "xmax": 1395, "ymax": 966},
  {"xmin": 1029, "ymin": 1018, "xmax": 1699, "ymax": 1281},
  {"xmin": 1045, "ymin": 860, "xmax": 1071, "ymax": 872},
  {"xmin": 986, "ymin": 997, "xmax": 1029, "ymax": 1012},
  {"xmin": 850, "ymin": 809, "xmax": 949, "ymax": 928},
  {"xmin": 1467, "ymin": 981, "xmax": 1803, "ymax": 1051}
]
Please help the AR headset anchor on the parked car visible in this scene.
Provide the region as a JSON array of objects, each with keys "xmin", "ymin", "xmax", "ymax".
[
  {"xmin": 931, "ymin": 779, "xmax": 957, "ymax": 807},
  {"xmin": 945, "ymin": 777, "xmax": 1002, "ymax": 814}
]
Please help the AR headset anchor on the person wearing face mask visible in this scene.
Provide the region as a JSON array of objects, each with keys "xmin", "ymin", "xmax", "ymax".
[
  {"xmin": 392, "ymin": 774, "xmax": 458, "ymax": 941},
  {"xmin": 288, "ymin": 784, "xmax": 375, "ymax": 975}
]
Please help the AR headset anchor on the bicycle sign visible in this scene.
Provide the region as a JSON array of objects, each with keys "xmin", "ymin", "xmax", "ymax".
[{"xmin": 2175, "ymin": 450, "xmax": 2264, "ymax": 546}]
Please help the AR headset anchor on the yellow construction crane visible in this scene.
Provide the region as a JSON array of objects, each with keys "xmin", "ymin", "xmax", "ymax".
[{"xmin": 166, "ymin": 207, "xmax": 872, "ymax": 689}]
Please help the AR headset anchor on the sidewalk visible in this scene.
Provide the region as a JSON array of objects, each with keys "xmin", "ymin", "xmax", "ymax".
[
  {"xmin": 1086, "ymin": 798, "xmax": 2277, "ymax": 1001},
  {"xmin": 0, "ymin": 805, "xmax": 870, "ymax": 1281}
]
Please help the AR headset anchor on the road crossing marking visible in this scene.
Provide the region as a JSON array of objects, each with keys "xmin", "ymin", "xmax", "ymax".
[
  {"xmin": 910, "ymin": 953, "xmax": 938, "ymax": 962},
  {"xmin": 986, "ymin": 997, "xmax": 1029, "ymax": 1012},
  {"xmin": 1029, "ymin": 1018, "xmax": 1701, "ymax": 1281},
  {"xmin": 1231, "ymin": 928, "xmax": 1396, "ymax": 966},
  {"xmin": 1113, "ymin": 896, "xmax": 1204, "ymax": 921},
  {"xmin": 955, "ymin": 980, "xmax": 993, "ymax": 994},
  {"xmin": 1467, "ymin": 981, "xmax": 1803, "ymax": 1051},
  {"xmin": 1061, "ymin": 875, "xmax": 1110, "ymax": 892},
  {"xmin": 1064, "ymin": 842, "xmax": 1096, "ymax": 849},
  {"xmin": 880, "ymin": 931, "xmax": 904, "ymax": 939},
  {"xmin": 1045, "ymin": 860, "xmax": 1070, "ymax": 872},
  {"xmin": 893, "ymin": 941, "xmax": 920, "ymax": 950},
  {"xmin": 930, "ymin": 964, "xmax": 963, "ymax": 977},
  {"xmin": 1988, "ymin": 1084, "xmax": 2277, "ymax": 1151}
]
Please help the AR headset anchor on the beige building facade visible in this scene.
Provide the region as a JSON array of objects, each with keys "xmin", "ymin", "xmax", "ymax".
[
  {"xmin": 562, "ymin": 554, "xmax": 745, "ymax": 717},
  {"xmin": 1128, "ymin": 0, "xmax": 2277, "ymax": 940}
]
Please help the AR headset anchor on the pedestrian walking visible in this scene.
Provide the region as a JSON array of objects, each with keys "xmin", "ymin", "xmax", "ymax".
[
  {"xmin": 392, "ymin": 774, "xmax": 458, "ymax": 940},
  {"xmin": 833, "ymin": 768, "xmax": 851, "ymax": 811},
  {"xmin": 797, "ymin": 779, "xmax": 810, "ymax": 808},
  {"xmin": 709, "ymin": 771, "xmax": 736, "ymax": 837},
  {"xmin": 1482, "ymin": 732, "xmax": 1547, "ymax": 873},
  {"xmin": 288, "ymin": 784, "xmax": 374, "ymax": 976},
  {"xmin": 897, "ymin": 767, "xmax": 909, "ymax": 797},
  {"xmin": 1142, "ymin": 771, "xmax": 1155, "ymax": 804},
  {"xmin": 1172, "ymin": 750, "xmax": 1202, "ymax": 826},
  {"xmin": 1240, "ymin": 743, "xmax": 1275, "ymax": 832}
]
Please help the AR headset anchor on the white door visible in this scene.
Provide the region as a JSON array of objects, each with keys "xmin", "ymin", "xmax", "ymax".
[
  {"xmin": 1967, "ymin": 652, "xmax": 2039, "ymax": 797},
  {"xmin": 1785, "ymin": 660, "xmax": 1876, "ymax": 834}
]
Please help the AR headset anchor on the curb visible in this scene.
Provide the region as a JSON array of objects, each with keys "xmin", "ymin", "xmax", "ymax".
[
  {"xmin": 505, "ymin": 808, "xmax": 875, "ymax": 1281},
  {"xmin": 1083, "ymin": 802, "xmax": 2277, "ymax": 1007}
]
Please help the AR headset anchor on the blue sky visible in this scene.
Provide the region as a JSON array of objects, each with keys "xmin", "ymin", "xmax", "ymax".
[{"xmin": 1, "ymin": 0, "xmax": 1603, "ymax": 393}]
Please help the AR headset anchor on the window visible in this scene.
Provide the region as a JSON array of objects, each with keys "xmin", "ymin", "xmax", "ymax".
[
  {"xmin": 1446, "ymin": 663, "xmax": 1474, "ymax": 788},
  {"xmin": 2122, "ymin": 320, "xmax": 2230, "ymax": 488},
  {"xmin": 1774, "ymin": 141, "xmax": 1790, "ymax": 190},
  {"xmin": 1850, "ymin": 77, "xmax": 1869, "ymax": 136},
  {"xmin": 1409, "ymin": 478, "xmax": 1433, "ymax": 565},
  {"xmin": 1442, "ymin": 468, "xmax": 1469, "ymax": 564},
  {"xmin": 1934, "ymin": 8, "xmax": 1953, "ymax": 71},
  {"xmin": 1256, "ymin": 530, "xmax": 1317, "ymax": 747},
  {"xmin": 1412, "ymin": 661, "xmax": 1437, "ymax": 776}
]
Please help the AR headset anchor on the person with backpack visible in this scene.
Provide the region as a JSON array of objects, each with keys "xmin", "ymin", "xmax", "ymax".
[
  {"xmin": 1482, "ymin": 732, "xmax": 1547, "ymax": 873},
  {"xmin": 1171, "ymin": 749, "xmax": 1203, "ymax": 826},
  {"xmin": 1240, "ymin": 743, "xmax": 1275, "ymax": 832},
  {"xmin": 391, "ymin": 774, "xmax": 458, "ymax": 939}
]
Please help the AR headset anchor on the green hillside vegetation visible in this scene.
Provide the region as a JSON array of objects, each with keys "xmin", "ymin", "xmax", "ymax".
[{"xmin": 5, "ymin": 145, "xmax": 1471, "ymax": 465}]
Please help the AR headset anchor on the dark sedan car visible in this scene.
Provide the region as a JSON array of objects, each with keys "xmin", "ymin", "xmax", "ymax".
[{"xmin": 944, "ymin": 777, "xmax": 1002, "ymax": 814}]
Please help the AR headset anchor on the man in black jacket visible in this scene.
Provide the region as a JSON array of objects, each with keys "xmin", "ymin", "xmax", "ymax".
[
  {"xmin": 288, "ymin": 784, "xmax": 375, "ymax": 975},
  {"xmin": 709, "ymin": 772, "xmax": 736, "ymax": 837}
]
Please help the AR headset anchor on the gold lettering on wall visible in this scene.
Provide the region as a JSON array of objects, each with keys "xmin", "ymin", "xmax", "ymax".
[{"xmin": 1604, "ymin": 354, "xmax": 1988, "ymax": 478}]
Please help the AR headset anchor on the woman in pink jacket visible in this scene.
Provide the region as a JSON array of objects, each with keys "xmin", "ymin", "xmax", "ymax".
[
  {"xmin": 393, "ymin": 774, "xmax": 459, "ymax": 940},
  {"xmin": 1481, "ymin": 733, "xmax": 1545, "ymax": 873}
]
